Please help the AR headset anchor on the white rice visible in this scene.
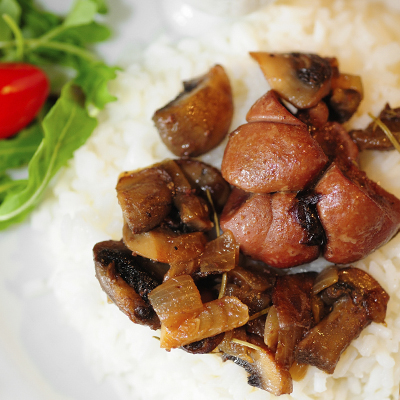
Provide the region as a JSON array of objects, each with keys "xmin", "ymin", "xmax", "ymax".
[{"xmin": 32, "ymin": 0, "xmax": 400, "ymax": 399}]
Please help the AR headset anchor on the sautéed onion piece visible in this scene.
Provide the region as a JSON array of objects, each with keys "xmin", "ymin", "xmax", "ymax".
[{"xmin": 93, "ymin": 52, "xmax": 396, "ymax": 396}]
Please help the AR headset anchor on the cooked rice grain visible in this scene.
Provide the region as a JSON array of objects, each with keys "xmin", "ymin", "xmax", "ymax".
[{"xmin": 32, "ymin": 0, "xmax": 400, "ymax": 399}]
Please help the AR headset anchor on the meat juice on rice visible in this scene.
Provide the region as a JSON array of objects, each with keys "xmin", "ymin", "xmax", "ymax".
[{"xmin": 31, "ymin": 0, "xmax": 400, "ymax": 399}]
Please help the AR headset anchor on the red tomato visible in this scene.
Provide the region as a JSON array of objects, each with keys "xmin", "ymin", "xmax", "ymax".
[{"xmin": 0, "ymin": 63, "xmax": 50, "ymax": 139}]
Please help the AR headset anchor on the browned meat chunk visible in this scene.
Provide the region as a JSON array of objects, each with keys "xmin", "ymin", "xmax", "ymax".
[
  {"xmin": 350, "ymin": 104, "xmax": 400, "ymax": 150},
  {"xmin": 221, "ymin": 121, "xmax": 328, "ymax": 193},
  {"xmin": 220, "ymin": 188, "xmax": 320, "ymax": 268},
  {"xmin": 250, "ymin": 52, "xmax": 332, "ymax": 109},
  {"xmin": 296, "ymin": 101, "xmax": 329, "ymax": 128},
  {"xmin": 116, "ymin": 167, "xmax": 173, "ymax": 234},
  {"xmin": 246, "ymin": 90, "xmax": 304, "ymax": 125},
  {"xmin": 312, "ymin": 121, "xmax": 359, "ymax": 165},
  {"xmin": 153, "ymin": 65, "xmax": 233, "ymax": 157},
  {"xmin": 315, "ymin": 163, "xmax": 400, "ymax": 263},
  {"xmin": 93, "ymin": 240, "xmax": 164, "ymax": 330}
]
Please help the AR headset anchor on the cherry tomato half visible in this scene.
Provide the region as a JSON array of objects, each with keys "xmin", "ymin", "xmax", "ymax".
[{"xmin": 0, "ymin": 63, "xmax": 50, "ymax": 139}]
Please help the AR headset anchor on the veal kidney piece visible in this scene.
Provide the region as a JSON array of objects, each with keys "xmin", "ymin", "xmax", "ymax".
[
  {"xmin": 315, "ymin": 163, "xmax": 400, "ymax": 264},
  {"xmin": 221, "ymin": 121, "xmax": 328, "ymax": 193},
  {"xmin": 220, "ymin": 188, "xmax": 320, "ymax": 268}
]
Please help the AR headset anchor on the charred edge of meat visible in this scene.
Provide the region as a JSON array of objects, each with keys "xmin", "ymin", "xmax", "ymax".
[
  {"xmin": 291, "ymin": 191, "xmax": 326, "ymax": 246},
  {"xmin": 181, "ymin": 332, "xmax": 225, "ymax": 354},
  {"xmin": 292, "ymin": 53, "xmax": 332, "ymax": 88},
  {"xmin": 94, "ymin": 241, "xmax": 162, "ymax": 304}
]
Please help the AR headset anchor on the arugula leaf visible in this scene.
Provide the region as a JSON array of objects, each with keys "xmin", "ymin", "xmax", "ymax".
[
  {"xmin": 0, "ymin": 0, "xmax": 118, "ymax": 229},
  {"xmin": 0, "ymin": 173, "xmax": 26, "ymax": 203},
  {"xmin": 74, "ymin": 59, "xmax": 118, "ymax": 109},
  {"xmin": 63, "ymin": 0, "xmax": 98, "ymax": 27},
  {"xmin": 0, "ymin": 124, "xmax": 43, "ymax": 173},
  {"xmin": 0, "ymin": 83, "xmax": 97, "ymax": 230},
  {"xmin": 18, "ymin": 0, "xmax": 60, "ymax": 39}
]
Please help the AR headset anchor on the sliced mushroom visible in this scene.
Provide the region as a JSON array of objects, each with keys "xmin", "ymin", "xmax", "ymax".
[
  {"xmin": 116, "ymin": 167, "xmax": 174, "ymax": 234},
  {"xmin": 296, "ymin": 266, "xmax": 389, "ymax": 374},
  {"xmin": 327, "ymin": 72, "xmax": 363, "ymax": 123},
  {"xmin": 219, "ymin": 330, "xmax": 293, "ymax": 396},
  {"xmin": 93, "ymin": 240, "xmax": 163, "ymax": 330},
  {"xmin": 153, "ymin": 65, "xmax": 233, "ymax": 157},
  {"xmin": 221, "ymin": 121, "xmax": 328, "ymax": 193},
  {"xmin": 123, "ymin": 223, "xmax": 208, "ymax": 264},
  {"xmin": 315, "ymin": 163, "xmax": 400, "ymax": 263},
  {"xmin": 250, "ymin": 52, "xmax": 332, "ymax": 109},
  {"xmin": 176, "ymin": 158, "xmax": 231, "ymax": 212},
  {"xmin": 221, "ymin": 189, "xmax": 320, "ymax": 268},
  {"xmin": 181, "ymin": 333, "xmax": 225, "ymax": 354},
  {"xmin": 159, "ymin": 159, "xmax": 214, "ymax": 231},
  {"xmin": 336, "ymin": 267, "xmax": 389, "ymax": 323},
  {"xmin": 295, "ymin": 294, "xmax": 369, "ymax": 374},
  {"xmin": 349, "ymin": 104, "xmax": 400, "ymax": 151}
]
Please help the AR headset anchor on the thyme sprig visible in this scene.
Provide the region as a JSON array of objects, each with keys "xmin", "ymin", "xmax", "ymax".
[{"xmin": 368, "ymin": 112, "xmax": 400, "ymax": 154}]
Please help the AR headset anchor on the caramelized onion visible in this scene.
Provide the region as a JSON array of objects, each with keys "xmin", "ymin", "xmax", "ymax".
[
  {"xmin": 264, "ymin": 305, "xmax": 279, "ymax": 351},
  {"xmin": 199, "ymin": 230, "xmax": 239, "ymax": 275},
  {"xmin": 160, "ymin": 296, "xmax": 249, "ymax": 349},
  {"xmin": 228, "ymin": 265, "xmax": 273, "ymax": 292},
  {"xmin": 271, "ymin": 273, "xmax": 315, "ymax": 369},
  {"xmin": 312, "ymin": 265, "xmax": 339, "ymax": 294},
  {"xmin": 289, "ymin": 361, "xmax": 308, "ymax": 382},
  {"xmin": 148, "ymin": 274, "xmax": 203, "ymax": 325},
  {"xmin": 163, "ymin": 259, "xmax": 199, "ymax": 281}
]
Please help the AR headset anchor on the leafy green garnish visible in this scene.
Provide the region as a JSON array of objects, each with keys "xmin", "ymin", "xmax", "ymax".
[
  {"xmin": 0, "ymin": 124, "xmax": 43, "ymax": 173},
  {"xmin": 0, "ymin": 84, "xmax": 97, "ymax": 229},
  {"xmin": 0, "ymin": 0, "xmax": 118, "ymax": 229}
]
